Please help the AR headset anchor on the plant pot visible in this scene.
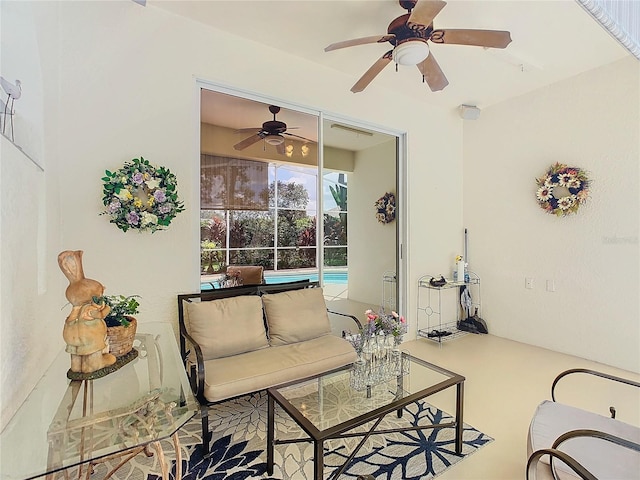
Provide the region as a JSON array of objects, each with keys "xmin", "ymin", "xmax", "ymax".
[{"xmin": 106, "ymin": 316, "xmax": 137, "ymax": 357}]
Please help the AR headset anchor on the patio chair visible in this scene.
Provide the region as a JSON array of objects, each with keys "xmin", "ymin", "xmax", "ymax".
[
  {"xmin": 526, "ymin": 368, "xmax": 640, "ymax": 479},
  {"xmin": 226, "ymin": 265, "xmax": 264, "ymax": 285}
]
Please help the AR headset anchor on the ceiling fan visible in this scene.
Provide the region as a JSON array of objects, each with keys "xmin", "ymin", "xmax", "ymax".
[
  {"xmin": 233, "ymin": 105, "xmax": 314, "ymax": 155},
  {"xmin": 325, "ymin": 0, "xmax": 512, "ymax": 93}
]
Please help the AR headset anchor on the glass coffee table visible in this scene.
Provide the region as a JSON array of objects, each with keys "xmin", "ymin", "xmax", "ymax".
[
  {"xmin": 267, "ymin": 353, "xmax": 465, "ymax": 480},
  {"xmin": 0, "ymin": 322, "xmax": 197, "ymax": 480}
]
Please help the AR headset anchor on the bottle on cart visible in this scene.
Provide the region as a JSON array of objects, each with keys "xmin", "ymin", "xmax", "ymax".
[
  {"xmin": 456, "ymin": 258, "xmax": 465, "ymax": 284},
  {"xmin": 464, "ymin": 263, "xmax": 470, "ymax": 283},
  {"xmin": 454, "ymin": 255, "xmax": 463, "ymax": 282}
]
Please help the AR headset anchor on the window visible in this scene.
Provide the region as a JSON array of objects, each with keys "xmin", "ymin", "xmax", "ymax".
[
  {"xmin": 323, "ymin": 172, "xmax": 347, "ymax": 267},
  {"xmin": 200, "ymin": 160, "xmax": 347, "ymax": 276}
]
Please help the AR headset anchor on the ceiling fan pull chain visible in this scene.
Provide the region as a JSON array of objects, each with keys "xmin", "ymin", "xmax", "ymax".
[
  {"xmin": 395, "ymin": 63, "xmax": 399, "ymax": 72},
  {"xmin": 422, "ymin": 75, "xmax": 425, "ymax": 83}
]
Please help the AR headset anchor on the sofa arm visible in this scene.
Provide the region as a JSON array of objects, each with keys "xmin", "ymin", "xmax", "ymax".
[
  {"xmin": 552, "ymin": 427, "xmax": 640, "ymax": 452},
  {"xmin": 551, "ymin": 368, "xmax": 640, "ymax": 418},
  {"xmin": 527, "ymin": 429, "xmax": 640, "ymax": 480},
  {"xmin": 526, "ymin": 448, "xmax": 597, "ymax": 480},
  {"xmin": 177, "ymin": 293, "xmax": 210, "ymax": 401},
  {"xmin": 327, "ymin": 309, "xmax": 363, "ymax": 336},
  {"xmin": 178, "ymin": 318, "xmax": 207, "ymax": 400}
]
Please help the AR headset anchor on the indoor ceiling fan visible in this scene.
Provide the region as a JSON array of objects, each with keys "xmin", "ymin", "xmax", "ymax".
[
  {"xmin": 325, "ymin": 0, "xmax": 512, "ymax": 93},
  {"xmin": 233, "ymin": 105, "xmax": 314, "ymax": 155}
]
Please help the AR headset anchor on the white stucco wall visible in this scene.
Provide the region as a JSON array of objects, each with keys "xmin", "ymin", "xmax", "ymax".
[
  {"xmin": 0, "ymin": 1, "xmax": 63, "ymax": 431},
  {"xmin": 463, "ymin": 56, "xmax": 640, "ymax": 373},
  {"xmin": 1, "ymin": 1, "xmax": 463, "ymax": 429}
]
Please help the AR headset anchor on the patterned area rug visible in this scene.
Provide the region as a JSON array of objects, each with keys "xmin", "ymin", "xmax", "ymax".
[{"xmin": 92, "ymin": 391, "xmax": 492, "ymax": 480}]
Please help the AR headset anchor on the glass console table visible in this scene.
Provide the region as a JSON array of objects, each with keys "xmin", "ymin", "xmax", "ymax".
[{"xmin": 0, "ymin": 322, "xmax": 197, "ymax": 480}]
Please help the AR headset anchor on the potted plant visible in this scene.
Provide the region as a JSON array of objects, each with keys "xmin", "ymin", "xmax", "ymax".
[{"xmin": 93, "ymin": 294, "xmax": 140, "ymax": 357}]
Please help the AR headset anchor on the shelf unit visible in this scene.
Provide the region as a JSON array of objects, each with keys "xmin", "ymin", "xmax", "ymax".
[
  {"xmin": 382, "ymin": 271, "xmax": 396, "ymax": 313},
  {"xmin": 417, "ymin": 272, "xmax": 481, "ymax": 344}
]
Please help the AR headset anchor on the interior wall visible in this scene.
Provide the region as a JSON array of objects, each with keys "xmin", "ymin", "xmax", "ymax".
[
  {"xmin": 324, "ymin": 146, "xmax": 355, "ymax": 173},
  {"xmin": 0, "ymin": 137, "xmax": 64, "ymax": 430},
  {"xmin": 0, "ymin": 1, "xmax": 63, "ymax": 430},
  {"xmin": 349, "ymin": 139, "xmax": 398, "ymax": 307},
  {"xmin": 1, "ymin": 0, "xmax": 463, "ymax": 428},
  {"xmin": 463, "ymin": 56, "xmax": 639, "ymax": 373},
  {"xmin": 0, "ymin": 1, "xmax": 46, "ymax": 164}
]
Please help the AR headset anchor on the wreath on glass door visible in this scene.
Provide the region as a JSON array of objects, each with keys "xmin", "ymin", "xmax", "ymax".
[
  {"xmin": 375, "ymin": 192, "xmax": 396, "ymax": 224},
  {"xmin": 535, "ymin": 163, "xmax": 590, "ymax": 217}
]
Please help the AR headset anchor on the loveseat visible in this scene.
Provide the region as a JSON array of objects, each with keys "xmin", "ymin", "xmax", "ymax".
[{"xmin": 177, "ymin": 281, "xmax": 360, "ymax": 453}]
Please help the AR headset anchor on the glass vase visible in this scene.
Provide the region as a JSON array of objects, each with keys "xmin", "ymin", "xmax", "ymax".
[{"xmin": 392, "ymin": 334, "xmax": 403, "ymax": 355}]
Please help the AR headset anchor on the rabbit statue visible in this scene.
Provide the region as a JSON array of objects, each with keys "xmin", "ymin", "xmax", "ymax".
[{"xmin": 58, "ymin": 250, "xmax": 117, "ymax": 374}]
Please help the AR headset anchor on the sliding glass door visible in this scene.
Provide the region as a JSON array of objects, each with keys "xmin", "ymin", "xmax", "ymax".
[
  {"xmin": 322, "ymin": 119, "xmax": 398, "ymax": 309},
  {"xmin": 199, "ymin": 85, "xmax": 402, "ymax": 314}
]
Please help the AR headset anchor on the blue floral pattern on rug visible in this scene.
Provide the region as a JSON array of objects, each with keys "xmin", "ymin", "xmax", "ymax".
[
  {"xmin": 179, "ymin": 435, "xmax": 267, "ymax": 480},
  {"xmin": 122, "ymin": 391, "xmax": 491, "ymax": 480},
  {"xmin": 323, "ymin": 402, "xmax": 492, "ymax": 479}
]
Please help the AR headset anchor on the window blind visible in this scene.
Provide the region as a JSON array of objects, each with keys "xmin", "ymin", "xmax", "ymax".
[{"xmin": 201, "ymin": 154, "xmax": 269, "ymax": 211}]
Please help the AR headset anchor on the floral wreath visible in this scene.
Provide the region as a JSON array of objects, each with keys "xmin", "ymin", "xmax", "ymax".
[
  {"xmin": 100, "ymin": 157, "xmax": 184, "ymax": 233},
  {"xmin": 535, "ymin": 163, "xmax": 590, "ymax": 217},
  {"xmin": 375, "ymin": 192, "xmax": 396, "ymax": 224}
]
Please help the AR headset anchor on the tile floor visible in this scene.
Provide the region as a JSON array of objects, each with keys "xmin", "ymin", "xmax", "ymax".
[
  {"xmin": 324, "ymin": 292, "xmax": 640, "ymax": 479},
  {"xmin": 399, "ymin": 334, "xmax": 640, "ymax": 479}
]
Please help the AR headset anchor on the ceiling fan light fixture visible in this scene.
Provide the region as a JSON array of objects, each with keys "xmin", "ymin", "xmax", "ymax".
[
  {"xmin": 265, "ymin": 134, "xmax": 285, "ymax": 146},
  {"xmin": 393, "ymin": 40, "xmax": 430, "ymax": 66}
]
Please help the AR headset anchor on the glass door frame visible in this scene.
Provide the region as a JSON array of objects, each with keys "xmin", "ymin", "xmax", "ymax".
[{"xmin": 195, "ymin": 79, "xmax": 407, "ymax": 316}]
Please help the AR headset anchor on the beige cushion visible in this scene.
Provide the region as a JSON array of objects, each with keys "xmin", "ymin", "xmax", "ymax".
[
  {"xmin": 528, "ymin": 400, "xmax": 640, "ymax": 479},
  {"xmin": 262, "ymin": 287, "xmax": 331, "ymax": 346},
  {"xmin": 184, "ymin": 295, "xmax": 268, "ymax": 360},
  {"xmin": 201, "ymin": 334, "xmax": 357, "ymax": 402}
]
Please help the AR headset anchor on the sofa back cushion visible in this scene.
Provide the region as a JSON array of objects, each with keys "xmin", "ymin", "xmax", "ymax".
[
  {"xmin": 184, "ymin": 295, "xmax": 268, "ymax": 360},
  {"xmin": 262, "ymin": 287, "xmax": 331, "ymax": 346}
]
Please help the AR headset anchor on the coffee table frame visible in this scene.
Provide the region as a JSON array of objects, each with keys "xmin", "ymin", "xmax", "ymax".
[{"xmin": 267, "ymin": 354, "xmax": 465, "ymax": 480}]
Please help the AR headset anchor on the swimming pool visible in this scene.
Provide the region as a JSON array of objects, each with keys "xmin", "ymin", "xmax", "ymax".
[
  {"xmin": 265, "ymin": 271, "xmax": 348, "ymax": 285},
  {"xmin": 201, "ymin": 270, "xmax": 347, "ymax": 290}
]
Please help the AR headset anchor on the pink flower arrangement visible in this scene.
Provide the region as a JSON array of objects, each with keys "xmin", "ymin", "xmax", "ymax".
[{"xmin": 365, "ymin": 309, "xmax": 406, "ymax": 337}]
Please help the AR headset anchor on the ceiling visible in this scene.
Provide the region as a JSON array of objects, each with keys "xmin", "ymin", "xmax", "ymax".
[{"xmin": 153, "ymin": 0, "xmax": 631, "ymax": 150}]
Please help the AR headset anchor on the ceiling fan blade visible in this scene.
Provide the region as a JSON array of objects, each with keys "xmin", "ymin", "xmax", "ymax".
[
  {"xmin": 351, "ymin": 50, "xmax": 393, "ymax": 93},
  {"xmin": 407, "ymin": 0, "xmax": 447, "ymax": 30},
  {"xmin": 235, "ymin": 127, "xmax": 262, "ymax": 134},
  {"xmin": 284, "ymin": 132, "xmax": 315, "ymax": 143},
  {"xmin": 417, "ymin": 52, "xmax": 449, "ymax": 92},
  {"xmin": 325, "ymin": 34, "xmax": 395, "ymax": 52},
  {"xmin": 431, "ymin": 29, "xmax": 512, "ymax": 48},
  {"xmin": 233, "ymin": 133, "xmax": 263, "ymax": 151}
]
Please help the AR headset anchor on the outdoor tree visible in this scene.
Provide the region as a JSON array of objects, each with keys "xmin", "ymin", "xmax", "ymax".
[
  {"xmin": 201, "ymin": 175, "xmax": 347, "ymax": 271},
  {"xmin": 329, "ymin": 173, "xmax": 348, "ymax": 235}
]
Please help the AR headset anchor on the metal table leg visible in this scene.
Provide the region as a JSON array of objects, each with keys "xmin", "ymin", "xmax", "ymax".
[
  {"xmin": 314, "ymin": 440, "xmax": 324, "ymax": 480},
  {"xmin": 455, "ymin": 381, "xmax": 464, "ymax": 454},
  {"xmin": 267, "ymin": 393, "xmax": 275, "ymax": 475}
]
